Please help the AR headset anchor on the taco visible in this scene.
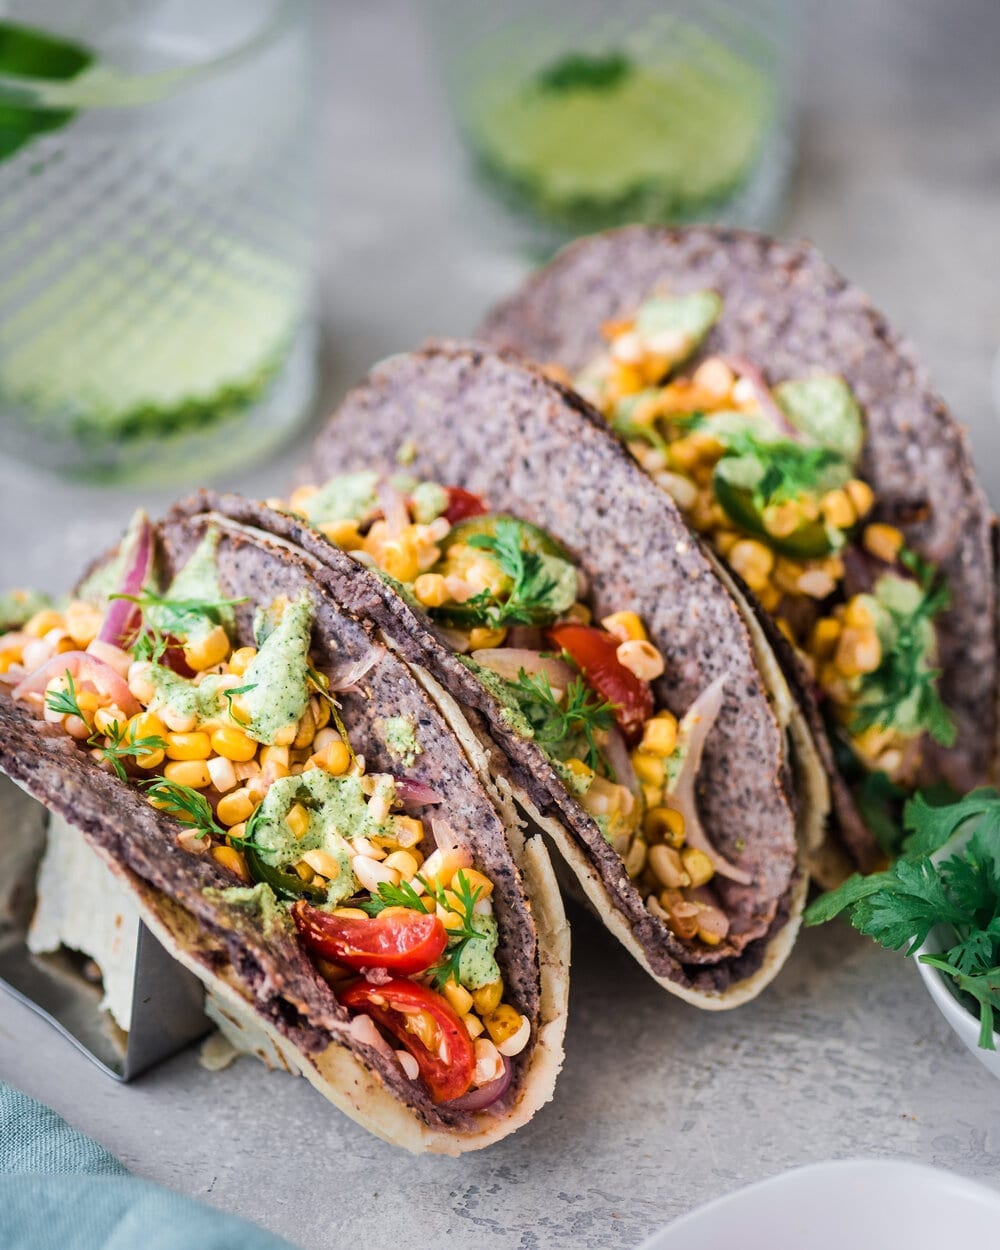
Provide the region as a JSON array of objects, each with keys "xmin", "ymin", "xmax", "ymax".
[
  {"xmin": 204, "ymin": 342, "xmax": 828, "ymax": 1007},
  {"xmin": 480, "ymin": 225, "xmax": 998, "ymax": 864},
  {"xmin": 0, "ymin": 508, "xmax": 569, "ymax": 1154}
]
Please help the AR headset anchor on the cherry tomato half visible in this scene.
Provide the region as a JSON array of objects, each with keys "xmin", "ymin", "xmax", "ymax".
[
  {"xmin": 339, "ymin": 977, "xmax": 475, "ymax": 1103},
  {"xmin": 292, "ymin": 902, "xmax": 448, "ymax": 975},
  {"xmin": 547, "ymin": 622, "xmax": 654, "ymax": 747},
  {"xmin": 443, "ymin": 487, "xmax": 489, "ymax": 525}
]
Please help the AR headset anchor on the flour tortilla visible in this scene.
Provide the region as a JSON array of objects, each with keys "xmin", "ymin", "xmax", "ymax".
[
  {"xmin": 0, "ymin": 511, "xmax": 569, "ymax": 1153},
  {"xmin": 480, "ymin": 224, "xmax": 999, "ymax": 863}
]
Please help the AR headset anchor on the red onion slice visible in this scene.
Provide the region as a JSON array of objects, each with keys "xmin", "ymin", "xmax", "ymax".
[
  {"xmin": 13, "ymin": 650, "xmax": 141, "ymax": 718},
  {"xmin": 724, "ymin": 356, "xmax": 799, "ymax": 439},
  {"xmin": 666, "ymin": 676, "xmax": 753, "ymax": 886},
  {"xmin": 377, "ymin": 478, "xmax": 411, "ymax": 540},
  {"xmin": 471, "ymin": 648, "xmax": 574, "ymax": 692},
  {"xmin": 393, "ymin": 777, "xmax": 444, "ymax": 807},
  {"xmin": 95, "ymin": 511, "xmax": 154, "ymax": 650},
  {"xmin": 444, "ymin": 1056, "xmax": 512, "ymax": 1112},
  {"xmin": 602, "ymin": 725, "xmax": 640, "ymax": 800}
]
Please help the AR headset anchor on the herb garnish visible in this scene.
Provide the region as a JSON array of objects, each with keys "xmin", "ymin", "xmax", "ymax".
[
  {"xmin": 537, "ymin": 50, "xmax": 631, "ymax": 94},
  {"xmin": 805, "ymin": 788, "xmax": 1000, "ymax": 1049},
  {"xmin": 461, "ymin": 519, "xmax": 575, "ymax": 627},
  {"xmin": 112, "ymin": 589, "xmax": 246, "ymax": 641},
  {"xmin": 141, "ymin": 778, "xmax": 224, "ymax": 842},
  {"xmin": 508, "ymin": 669, "xmax": 616, "ymax": 772},
  {"xmin": 44, "ymin": 670, "xmax": 167, "ymax": 780}
]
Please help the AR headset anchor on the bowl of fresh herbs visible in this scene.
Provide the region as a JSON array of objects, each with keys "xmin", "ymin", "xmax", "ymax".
[{"xmin": 805, "ymin": 789, "xmax": 1000, "ymax": 1074}]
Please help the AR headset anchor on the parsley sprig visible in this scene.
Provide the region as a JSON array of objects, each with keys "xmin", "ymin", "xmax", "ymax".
[
  {"xmin": 44, "ymin": 671, "xmax": 167, "ymax": 781},
  {"xmin": 357, "ymin": 868, "xmax": 486, "ymax": 990},
  {"xmin": 805, "ymin": 787, "xmax": 1000, "ymax": 1048},
  {"xmin": 850, "ymin": 550, "xmax": 955, "ymax": 747},
  {"xmin": 460, "ymin": 519, "xmax": 572, "ymax": 628},
  {"xmin": 141, "ymin": 778, "xmax": 225, "ymax": 842},
  {"xmin": 507, "ymin": 668, "xmax": 616, "ymax": 772}
]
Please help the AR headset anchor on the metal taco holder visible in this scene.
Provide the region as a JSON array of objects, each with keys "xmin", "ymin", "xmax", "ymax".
[{"xmin": 0, "ymin": 772, "xmax": 209, "ymax": 1081}]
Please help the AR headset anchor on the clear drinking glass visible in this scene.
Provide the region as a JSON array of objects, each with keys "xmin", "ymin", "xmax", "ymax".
[
  {"xmin": 0, "ymin": 0, "xmax": 320, "ymax": 483},
  {"xmin": 426, "ymin": 0, "xmax": 801, "ymax": 254}
]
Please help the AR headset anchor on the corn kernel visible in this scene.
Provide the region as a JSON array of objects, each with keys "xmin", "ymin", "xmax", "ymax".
[
  {"xmin": 845, "ymin": 479, "xmax": 875, "ymax": 518},
  {"xmin": 563, "ymin": 757, "xmax": 595, "ymax": 784},
  {"xmin": 809, "ymin": 617, "xmax": 842, "ymax": 660},
  {"xmin": 380, "ymin": 539, "xmax": 419, "ymax": 583},
  {"xmin": 681, "ymin": 847, "xmax": 715, "ymax": 887},
  {"xmin": 292, "ymin": 707, "xmax": 316, "ymax": 751},
  {"xmin": 383, "ymin": 850, "xmax": 419, "ymax": 880},
  {"xmin": 762, "ymin": 501, "xmax": 801, "ymax": 539},
  {"xmin": 309, "ymin": 739, "xmax": 351, "ymax": 776},
  {"xmin": 318, "ymin": 519, "xmax": 362, "ymax": 550},
  {"xmin": 616, "ymin": 638, "xmax": 665, "ymax": 681},
  {"xmin": 64, "ymin": 601, "xmax": 103, "ymax": 647},
  {"xmin": 649, "ymin": 844, "xmax": 689, "ymax": 889},
  {"xmin": 210, "ymin": 725, "xmax": 257, "ymax": 762},
  {"xmin": 228, "ymin": 647, "xmax": 257, "ymax": 677},
  {"xmin": 211, "ymin": 845, "xmax": 249, "ymax": 882},
  {"xmin": 843, "ymin": 597, "xmax": 874, "ymax": 629},
  {"xmin": 471, "ymin": 979, "xmax": 503, "ymax": 1016},
  {"xmin": 863, "ymin": 523, "xmax": 904, "ymax": 564},
  {"xmin": 640, "ymin": 713, "xmax": 678, "ymax": 757},
  {"xmin": 601, "ymin": 611, "xmax": 647, "ymax": 643},
  {"xmin": 483, "ymin": 1003, "xmax": 523, "ymax": 1046},
  {"xmin": 644, "ymin": 805, "xmax": 686, "ymax": 848},
  {"xmin": 455, "ymin": 867, "xmax": 494, "ymax": 899},
  {"xmin": 184, "ymin": 625, "xmax": 230, "ymax": 672},
  {"xmin": 163, "ymin": 760, "xmax": 212, "ymax": 789},
  {"xmin": 260, "ymin": 744, "xmax": 289, "ymax": 770},
  {"xmin": 272, "ymin": 724, "xmax": 298, "ymax": 747},
  {"xmin": 421, "ymin": 846, "xmax": 473, "ymax": 890},
  {"xmin": 393, "ymin": 816, "xmax": 424, "ymax": 848},
  {"xmin": 217, "ymin": 787, "xmax": 255, "ymax": 827},
  {"xmin": 24, "ymin": 610, "xmax": 64, "ymax": 639},
  {"xmin": 165, "ymin": 731, "xmax": 212, "ymax": 761},
  {"xmin": 413, "ymin": 573, "xmax": 449, "ymax": 608},
  {"xmin": 835, "ymin": 627, "xmax": 882, "ymax": 678},
  {"xmin": 310, "ymin": 696, "xmax": 331, "ymax": 730},
  {"xmin": 442, "ymin": 980, "xmax": 474, "ymax": 1016},
  {"xmin": 302, "ymin": 849, "xmax": 342, "ymax": 880},
  {"xmin": 728, "ymin": 539, "xmax": 775, "ymax": 593},
  {"xmin": 468, "ymin": 626, "xmax": 507, "ymax": 650},
  {"xmin": 632, "ymin": 751, "xmax": 665, "ymax": 787},
  {"xmin": 295, "ymin": 862, "xmax": 315, "ymax": 883},
  {"xmin": 821, "ymin": 488, "xmax": 856, "ymax": 530},
  {"xmin": 463, "ymin": 1014, "xmax": 485, "ymax": 1039},
  {"xmin": 286, "ymin": 802, "xmax": 311, "ymax": 840},
  {"xmin": 331, "ymin": 907, "xmax": 370, "ymax": 920}
]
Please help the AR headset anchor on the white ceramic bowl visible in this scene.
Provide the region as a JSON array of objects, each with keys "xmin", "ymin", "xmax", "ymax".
[
  {"xmin": 639, "ymin": 1160, "xmax": 1000, "ymax": 1250},
  {"xmin": 914, "ymin": 924, "xmax": 1000, "ymax": 1077}
]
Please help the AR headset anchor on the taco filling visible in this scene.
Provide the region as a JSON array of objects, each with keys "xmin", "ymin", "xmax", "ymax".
[
  {"xmin": 0, "ymin": 519, "xmax": 533, "ymax": 1109},
  {"xmin": 281, "ymin": 474, "xmax": 746, "ymax": 952},
  {"xmin": 570, "ymin": 290, "xmax": 953, "ymax": 838}
]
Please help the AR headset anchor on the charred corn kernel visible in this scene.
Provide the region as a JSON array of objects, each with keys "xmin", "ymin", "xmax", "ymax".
[
  {"xmin": 463, "ymin": 1013, "xmax": 485, "ymax": 1040},
  {"xmin": 616, "ymin": 638, "xmax": 665, "ymax": 681},
  {"xmin": 211, "ymin": 845, "xmax": 249, "ymax": 882},
  {"xmin": 163, "ymin": 760, "xmax": 212, "ymax": 789},
  {"xmin": 64, "ymin": 601, "xmax": 103, "ymax": 647},
  {"xmin": 601, "ymin": 611, "xmax": 647, "ymax": 643},
  {"xmin": 217, "ymin": 787, "xmax": 255, "ymax": 827},
  {"xmin": 228, "ymin": 647, "xmax": 257, "ymax": 677},
  {"xmin": 393, "ymin": 816, "xmax": 423, "ymax": 848},
  {"xmin": 821, "ymin": 488, "xmax": 856, "ymax": 530},
  {"xmin": 292, "ymin": 707, "xmax": 316, "ymax": 750},
  {"xmin": 472, "ymin": 979, "xmax": 504, "ymax": 1015},
  {"xmin": 383, "ymin": 850, "xmax": 419, "ymax": 880},
  {"xmin": 632, "ymin": 751, "xmax": 665, "ymax": 788},
  {"xmin": 443, "ymin": 980, "xmax": 474, "ymax": 1016},
  {"xmin": 762, "ymin": 501, "xmax": 801, "ymax": 539},
  {"xmin": 24, "ymin": 610, "xmax": 64, "ymax": 638},
  {"xmin": 649, "ymin": 844, "xmax": 690, "ymax": 889},
  {"xmin": 260, "ymin": 744, "xmax": 289, "ymax": 770},
  {"xmin": 210, "ymin": 725, "xmax": 257, "ymax": 762},
  {"xmin": 183, "ymin": 625, "xmax": 230, "ymax": 672},
  {"xmin": 845, "ymin": 479, "xmax": 875, "ymax": 518},
  {"xmin": 497, "ymin": 1014, "xmax": 531, "ymax": 1058},
  {"xmin": 353, "ymin": 856, "xmax": 400, "ymax": 893},
  {"xmin": 310, "ymin": 735, "xmax": 352, "ymax": 775},
  {"xmin": 835, "ymin": 627, "xmax": 882, "ymax": 677},
  {"xmin": 421, "ymin": 846, "xmax": 473, "ymax": 890},
  {"xmin": 728, "ymin": 539, "xmax": 775, "ymax": 592},
  {"xmin": 644, "ymin": 805, "xmax": 686, "ymax": 848},
  {"xmin": 380, "ymin": 539, "xmax": 419, "ymax": 583},
  {"xmin": 681, "ymin": 847, "xmax": 715, "ymax": 887},
  {"xmin": 285, "ymin": 802, "xmax": 311, "ymax": 840},
  {"xmin": 863, "ymin": 522, "xmax": 904, "ymax": 564},
  {"xmin": 468, "ymin": 626, "xmax": 507, "ymax": 650},
  {"xmin": 810, "ymin": 617, "xmax": 842, "ymax": 660},
  {"xmin": 302, "ymin": 849, "xmax": 342, "ymax": 880},
  {"xmin": 456, "ymin": 867, "xmax": 494, "ymax": 898},
  {"xmin": 318, "ymin": 518, "xmax": 363, "ymax": 550},
  {"xmin": 640, "ymin": 713, "xmax": 678, "ymax": 757},
  {"xmin": 413, "ymin": 573, "xmax": 449, "ymax": 607},
  {"xmin": 165, "ymin": 731, "xmax": 212, "ymax": 761},
  {"xmin": 484, "ymin": 1004, "xmax": 523, "ymax": 1047}
]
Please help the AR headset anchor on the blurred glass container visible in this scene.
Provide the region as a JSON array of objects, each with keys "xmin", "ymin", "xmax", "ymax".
[
  {"xmin": 0, "ymin": 0, "xmax": 319, "ymax": 484},
  {"xmin": 426, "ymin": 0, "xmax": 801, "ymax": 253}
]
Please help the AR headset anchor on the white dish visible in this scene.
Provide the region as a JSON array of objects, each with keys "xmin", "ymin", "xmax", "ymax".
[
  {"xmin": 914, "ymin": 925, "xmax": 1000, "ymax": 1077},
  {"xmin": 639, "ymin": 1159, "xmax": 1000, "ymax": 1250}
]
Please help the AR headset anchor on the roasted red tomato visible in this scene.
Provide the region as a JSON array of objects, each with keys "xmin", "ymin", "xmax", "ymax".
[
  {"xmin": 339, "ymin": 978, "xmax": 475, "ymax": 1103},
  {"xmin": 443, "ymin": 487, "xmax": 488, "ymax": 525},
  {"xmin": 292, "ymin": 903, "xmax": 448, "ymax": 975},
  {"xmin": 547, "ymin": 622, "xmax": 654, "ymax": 746}
]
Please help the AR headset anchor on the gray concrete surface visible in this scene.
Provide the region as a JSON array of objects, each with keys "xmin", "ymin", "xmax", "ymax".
[{"xmin": 1, "ymin": 2, "xmax": 999, "ymax": 1247}]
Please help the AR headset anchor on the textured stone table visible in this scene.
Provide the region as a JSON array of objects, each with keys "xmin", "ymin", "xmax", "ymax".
[{"xmin": 1, "ymin": 2, "xmax": 999, "ymax": 1247}]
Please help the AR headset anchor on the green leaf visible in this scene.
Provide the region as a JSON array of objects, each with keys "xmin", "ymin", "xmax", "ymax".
[
  {"xmin": 803, "ymin": 870, "xmax": 893, "ymax": 926},
  {"xmin": 901, "ymin": 788, "xmax": 1000, "ymax": 857},
  {"xmin": 141, "ymin": 778, "xmax": 224, "ymax": 841},
  {"xmin": 0, "ymin": 21, "xmax": 94, "ymax": 163},
  {"xmin": 43, "ymin": 669, "xmax": 85, "ymax": 721},
  {"xmin": 772, "ymin": 375, "xmax": 865, "ymax": 463},
  {"xmin": 356, "ymin": 879, "xmax": 429, "ymax": 917},
  {"xmin": 920, "ymin": 957, "xmax": 1000, "ymax": 1050},
  {"xmin": 536, "ymin": 50, "xmax": 631, "ymax": 94},
  {"xmin": 463, "ymin": 519, "xmax": 577, "ymax": 627},
  {"xmin": 506, "ymin": 668, "xmax": 616, "ymax": 772}
]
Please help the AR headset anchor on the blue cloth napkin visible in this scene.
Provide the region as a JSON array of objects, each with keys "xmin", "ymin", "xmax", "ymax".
[{"xmin": 0, "ymin": 1082, "xmax": 298, "ymax": 1250}]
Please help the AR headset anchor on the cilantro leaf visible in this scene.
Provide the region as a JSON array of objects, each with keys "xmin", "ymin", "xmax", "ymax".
[
  {"xmin": 507, "ymin": 668, "xmax": 616, "ymax": 772},
  {"xmin": 356, "ymin": 879, "xmax": 429, "ymax": 917}
]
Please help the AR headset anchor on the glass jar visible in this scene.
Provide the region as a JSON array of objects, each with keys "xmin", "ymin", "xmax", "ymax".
[
  {"xmin": 0, "ymin": 0, "xmax": 320, "ymax": 483},
  {"xmin": 426, "ymin": 0, "xmax": 801, "ymax": 255}
]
